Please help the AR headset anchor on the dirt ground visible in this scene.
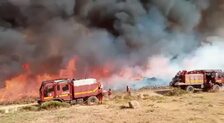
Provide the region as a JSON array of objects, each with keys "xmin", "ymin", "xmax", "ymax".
[{"xmin": 1, "ymin": 90, "xmax": 224, "ymax": 123}]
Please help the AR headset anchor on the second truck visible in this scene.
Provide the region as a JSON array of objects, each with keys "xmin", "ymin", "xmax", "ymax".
[{"xmin": 170, "ymin": 70, "xmax": 224, "ymax": 92}]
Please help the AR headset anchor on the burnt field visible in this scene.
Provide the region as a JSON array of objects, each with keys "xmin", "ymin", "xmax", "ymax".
[{"xmin": 1, "ymin": 89, "xmax": 224, "ymax": 123}]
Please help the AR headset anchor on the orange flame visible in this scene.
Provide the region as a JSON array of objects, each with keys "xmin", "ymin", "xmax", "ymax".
[
  {"xmin": 0, "ymin": 73, "xmax": 57, "ymax": 102},
  {"xmin": 0, "ymin": 58, "xmax": 78, "ymax": 102},
  {"xmin": 0, "ymin": 57, "xmax": 116, "ymax": 102},
  {"xmin": 0, "ymin": 57, "xmax": 144, "ymax": 102}
]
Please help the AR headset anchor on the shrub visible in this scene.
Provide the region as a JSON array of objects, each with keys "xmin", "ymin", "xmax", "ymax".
[
  {"xmin": 165, "ymin": 88, "xmax": 187, "ymax": 96},
  {"xmin": 21, "ymin": 105, "xmax": 39, "ymax": 111},
  {"xmin": 19, "ymin": 101, "xmax": 71, "ymax": 112},
  {"xmin": 39, "ymin": 101, "xmax": 70, "ymax": 110}
]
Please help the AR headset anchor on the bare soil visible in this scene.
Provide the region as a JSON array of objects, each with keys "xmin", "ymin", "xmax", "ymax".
[{"xmin": 1, "ymin": 89, "xmax": 224, "ymax": 123}]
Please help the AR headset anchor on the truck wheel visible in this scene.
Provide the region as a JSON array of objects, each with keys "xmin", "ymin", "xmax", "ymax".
[
  {"xmin": 212, "ymin": 84, "xmax": 220, "ymax": 92},
  {"xmin": 186, "ymin": 86, "xmax": 195, "ymax": 93},
  {"xmin": 87, "ymin": 96, "xmax": 99, "ymax": 105}
]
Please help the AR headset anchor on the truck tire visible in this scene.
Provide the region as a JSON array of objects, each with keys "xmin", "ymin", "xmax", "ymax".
[
  {"xmin": 87, "ymin": 96, "xmax": 99, "ymax": 105},
  {"xmin": 186, "ymin": 86, "xmax": 195, "ymax": 93},
  {"xmin": 212, "ymin": 84, "xmax": 220, "ymax": 92}
]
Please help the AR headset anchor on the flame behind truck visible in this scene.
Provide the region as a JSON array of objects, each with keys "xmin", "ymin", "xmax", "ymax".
[
  {"xmin": 38, "ymin": 78, "xmax": 104, "ymax": 105},
  {"xmin": 170, "ymin": 70, "xmax": 224, "ymax": 92}
]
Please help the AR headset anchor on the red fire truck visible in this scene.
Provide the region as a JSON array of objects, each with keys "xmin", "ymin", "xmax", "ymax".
[
  {"xmin": 170, "ymin": 70, "xmax": 224, "ymax": 92},
  {"xmin": 38, "ymin": 78, "xmax": 104, "ymax": 105}
]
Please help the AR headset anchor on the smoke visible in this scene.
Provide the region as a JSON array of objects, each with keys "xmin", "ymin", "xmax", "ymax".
[
  {"xmin": 104, "ymin": 36, "xmax": 224, "ymax": 89},
  {"xmin": 182, "ymin": 36, "xmax": 224, "ymax": 70},
  {"xmin": 0, "ymin": 0, "xmax": 224, "ymax": 90},
  {"xmin": 200, "ymin": 0, "xmax": 224, "ymax": 35}
]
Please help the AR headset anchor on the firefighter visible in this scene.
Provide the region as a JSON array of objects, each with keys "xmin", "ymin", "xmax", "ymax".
[
  {"xmin": 108, "ymin": 88, "xmax": 112, "ymax": 99},
  {"xmin": 98, "ymin": 92, "xmax": 103, "ymax": 104},
  {"xmin": 126, "ymin": 86, "xmax": 131, "ymax": 96}
]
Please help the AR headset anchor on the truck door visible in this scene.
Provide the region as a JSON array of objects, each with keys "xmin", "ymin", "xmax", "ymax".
[
  {"xmin": 43, "ymin": 84, "xmax": 55, "ymax": 101},
  {"xmin": 56, "ymin": 82, "xmax": 72, "ymax": 101}
]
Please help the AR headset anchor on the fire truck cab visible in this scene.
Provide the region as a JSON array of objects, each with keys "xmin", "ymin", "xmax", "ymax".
[
  {"xmin": 38, "ymin": 78, "xmax": 104, "ymax": 105},
  {"xmin": 170, "ymin": 70, "xmax": 224, "ymax": 92}
]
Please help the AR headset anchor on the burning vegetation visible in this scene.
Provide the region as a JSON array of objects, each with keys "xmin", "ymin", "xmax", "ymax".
[{"xmin": 1, "ymin": 0, "xmax": 224, "ymax": 102}]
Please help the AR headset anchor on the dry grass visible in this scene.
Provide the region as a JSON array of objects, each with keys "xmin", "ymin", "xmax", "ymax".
[
  {"xmin": 0, "ymin": 96, "xmax": 37, "ymax": 105},
  {"xmin": 21, "ymin": 105, "xmax": 39, "ymax": 111},
  {"xmin": 1, "ymin": 90, "xmax": 224, "ymax": 123},
  {"xmin": 162, "ymin": 88, "xmax": 187, "ymax": 96},
  {"xmin": 0, "ymin": 109, "xmax": 4, "ymax": 114}
]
